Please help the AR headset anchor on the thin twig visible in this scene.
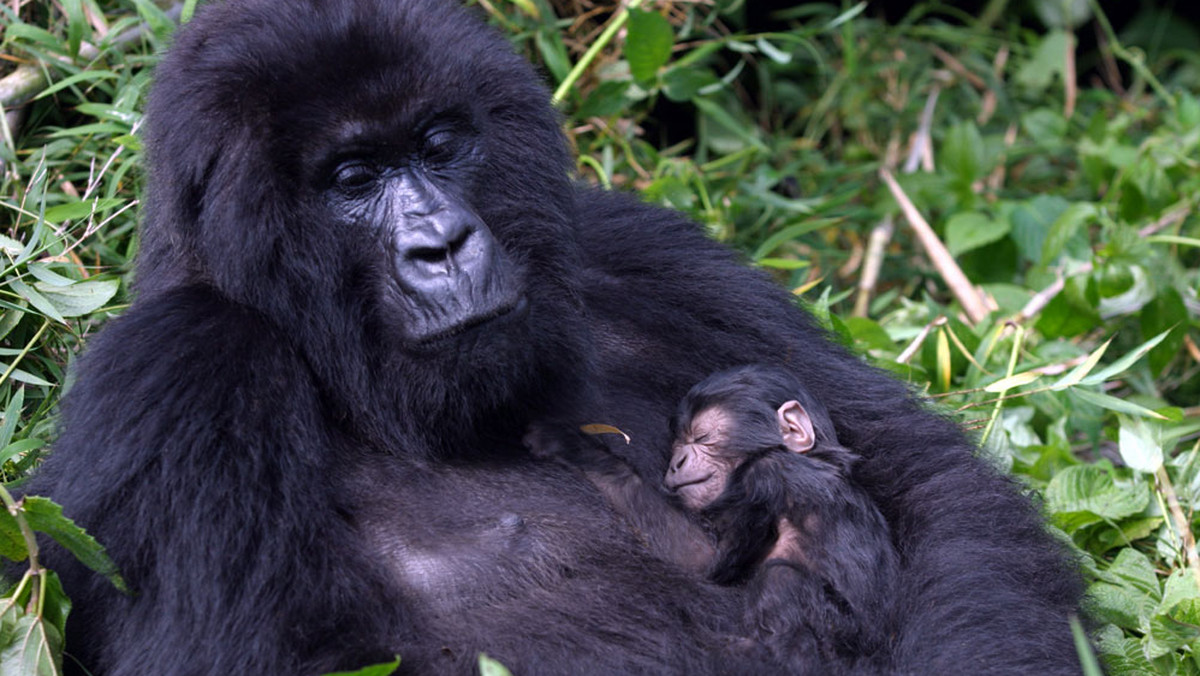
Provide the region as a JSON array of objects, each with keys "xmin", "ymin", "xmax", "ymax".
[
  {"xmin": 931, "ymin": 45, "xmax": 986, "ymax": 90},
  {"xmin": 1156, "ymin": 467, "xmax": 1200, "ymax": 588},
  {"xmin": 853, "ymin": 215, "xmax": 893, "ymax": 317},
  {"xmin": 879, "ymin": 168, "xmax": 990, "ymax": 324},
  {"xmin": 905, "ymin": 86, "xmax": 940, "ymax": 173},
  {"xmin": 978, "ymin": 46, "xmax": 1009, "ymax": 126}
]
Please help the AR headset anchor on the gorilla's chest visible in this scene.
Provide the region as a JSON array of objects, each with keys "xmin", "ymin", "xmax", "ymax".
[{"xmin": 345, "ymin": 458, "xmax": 631, "ymax": 616}]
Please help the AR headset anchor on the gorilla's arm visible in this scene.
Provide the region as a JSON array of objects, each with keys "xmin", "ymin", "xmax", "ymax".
[
  {"xmin": 572, "ymin": 188, "xmax": 1084, "ymax": 674},
  {"xmin": 27, "ymin": 287, "xmax": 394, "ymax": 676}
]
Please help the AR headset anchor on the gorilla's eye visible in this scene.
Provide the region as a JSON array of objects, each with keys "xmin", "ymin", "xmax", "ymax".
[
  {"xmin": 422, "ymin": 127, "xmax": 461, "ymax": 164},
  {"xmin": 332, "ymin": 162, "xmax": 379, "ymax": 191}
]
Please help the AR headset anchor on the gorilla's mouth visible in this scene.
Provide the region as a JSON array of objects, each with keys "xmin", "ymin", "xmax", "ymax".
[{"xmin": 411, "ymin": 293, "xmax": 529, "ymax": 345}]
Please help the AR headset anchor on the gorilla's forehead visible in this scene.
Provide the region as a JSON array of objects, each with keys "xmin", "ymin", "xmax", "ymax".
[{"xmin": 158, "ymin": 0, "xmax": 512, "ymax": 129}]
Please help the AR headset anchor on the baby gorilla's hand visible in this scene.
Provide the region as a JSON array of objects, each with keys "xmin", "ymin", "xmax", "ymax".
[{"xmin": 523, "ymin": 422, "xmax": 623, "ymax": 472}]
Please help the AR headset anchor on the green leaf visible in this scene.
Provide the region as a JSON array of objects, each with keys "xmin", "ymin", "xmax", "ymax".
[
  {"xmin": 1078, "ymin": 330, "xmax": 1171, "ymax": 386},
  {"xmin": 1040, "ymin": 202, "xmax": 1096, "ymax": 265},
  {"xmin": 1158, "ymin": 570, "xmax": 1200, "ymax": 616},
  {"xmin": 945, "ymin": 212, "xmax": 1009, "ymax": 256},
  {"xmin": 625, "ymin": 9, "xmax": 674, "ymax": 83},
  {"xmin": 1070, "ymin": 388, "xmax": 1168, "ymax": 420},
  {"xmin": 321, "ymin": 657, "xmax": 400, "ymax": 676},
  {"xmin": 0, "ymin": 608, "xmax": 64, "ymax": 676},
  {"xmin": 940, "ymin": 121, "xmax": 985, "ymax": 186},
  {"xmin": 479, "ymin": 654, "xmax": 513, "ymax": 676},
  {"xmin": 21, "ymin": 497, "xmax": 128, "ymax": 594},
  {"xmin": 576, "ymin": 80, "xmax": 632, "ymax": 118},
  {"xmin": 7, "ymin": 280, "xmax": 65, "ymax": 324},
  {"xmin": 1070, "ymin": 616, "xmax": 1104, "ymax": 676},
  {"xmin": 1046, "ymin": 464, "xmax": 1148, "ymax": 522},
  {"xmin": 754, "ymin": 37, "xmax": 791, "ymax": 64},
  {"xmin": 0, "ymin": 439, "xmax": 46, "ymax": 466},
  {"xmin": 41, "ymin": 199, "xmax": 124, "ymax": 225},
  {"xmin": 1016, "ymin": 30, "xmax": 1069, "ymax": 91},
  {"xmin": 1049, "ymin": 337, "xmax": 1111, "ymax": 390},
  {"xmin": 0, "ymin": 510, "xmax": 28, "ymax": 562},
  {"xmin": 1117, "ymin": 415, "xmax": 1163, "ymax": 474},
  {"xmin": 983, "ymin": 371, "xmax": 1041, "ymax": 393},
  {"xmin": 34, "ymin": 279, "xmax": 119, "ymax": 318},
  {"xmin": 662, "ymin": 67, "xmax": 718, "ymax": 103}
]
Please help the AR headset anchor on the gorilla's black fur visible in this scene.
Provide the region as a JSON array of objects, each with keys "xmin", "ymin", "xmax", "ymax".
[{"xmin": 28, "ymin": 0, "xmax": 1084, "ymax": 674}]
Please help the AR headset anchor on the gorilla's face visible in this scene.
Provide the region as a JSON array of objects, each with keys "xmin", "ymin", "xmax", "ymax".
[
  {"xmin": 139, "ymin": 0, "xmax": 589, "ymax": 438},
  {"xmin": 318, "ymin": 112, "xmax": 527, "ymax": 345}
]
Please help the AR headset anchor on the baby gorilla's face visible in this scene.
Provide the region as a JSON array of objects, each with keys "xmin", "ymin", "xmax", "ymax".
[{"xmin": 664, "ymin": 407, "xmax": 740, "ymax": 510}]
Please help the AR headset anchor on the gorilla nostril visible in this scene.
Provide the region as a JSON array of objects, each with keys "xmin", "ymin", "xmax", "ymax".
[
  {"xmin": 447, "ymin": 228, "xmax": 471, "ymax": 256},
  {"xmin": 408, "ymin": 246, "xmax": 449, "ymax": 265}
]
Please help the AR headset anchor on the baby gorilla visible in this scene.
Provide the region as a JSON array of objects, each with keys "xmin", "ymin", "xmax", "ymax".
[{"xmin": 531, "ymin": 365, "xmax": 898, "ymax": 666}]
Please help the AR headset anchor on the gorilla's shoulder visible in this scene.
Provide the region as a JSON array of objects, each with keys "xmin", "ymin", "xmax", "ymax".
[{"xmin": 57, "ymin": 285, "xmax": 317, "ymax": 457}]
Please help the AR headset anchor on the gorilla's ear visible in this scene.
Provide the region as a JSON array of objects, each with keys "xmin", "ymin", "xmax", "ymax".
[{"xmin": 776, "ymin": 400, "xmax": 815, "ymax": 454}]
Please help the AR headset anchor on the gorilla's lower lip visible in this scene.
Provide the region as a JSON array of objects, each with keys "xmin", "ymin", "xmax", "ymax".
[
  {"xmin": 667, "ymin": 472, "xmax": 713, "ymax": 492},
  {"xmin": 413, "ymin": 294, "xmax": 529, "ymax": 345}
]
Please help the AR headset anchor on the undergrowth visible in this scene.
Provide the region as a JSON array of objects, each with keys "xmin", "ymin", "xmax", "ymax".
[{"xmin": 1, "ymin": 1, "xmax": 1198, "ymax": 673}]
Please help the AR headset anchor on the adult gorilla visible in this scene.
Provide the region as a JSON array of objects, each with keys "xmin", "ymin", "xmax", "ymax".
[{"xmin": 29, "ymin": 0, "xmax": 1082, "ymax": 673}]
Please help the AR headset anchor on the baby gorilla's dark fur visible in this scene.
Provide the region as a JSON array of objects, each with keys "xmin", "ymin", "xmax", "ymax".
[
  {"xmin": 533, "ymin": 365, "xmax": 898, "ymax": 667},
  {"xmin": 675, "ymin": 366, "xmax": 898, "ymax": 665}
]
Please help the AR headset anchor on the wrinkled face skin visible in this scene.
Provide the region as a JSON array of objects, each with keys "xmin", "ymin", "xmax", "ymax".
[
  {"xmin": 664, "ymin": 407, "xmax": 740, "ymax": 510},
  {"xmin": 318, "ymin": 115, "xmax": 527, "ymax": 345}
]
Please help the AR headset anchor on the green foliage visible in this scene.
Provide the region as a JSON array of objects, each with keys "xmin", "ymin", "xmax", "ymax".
[{"xmin": 2, "ymin": 1, "xmax": 1199, "ymax": 674}]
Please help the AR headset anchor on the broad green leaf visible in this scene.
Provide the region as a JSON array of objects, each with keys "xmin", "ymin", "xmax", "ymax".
[
  {"xmin": 0, "ymin": 612, "xmax": 64, "ymax": 676},
  {"xmin": 1078, "ymin": 330, "xmax": 1171, "ymax": 386},
  {"xmin": 0, "ymin": 510, "xmax": 27, "ymax": 562},
  {"xmin": 1046, "ymin": 464, "xmax": 1147, "ymax": 522},
  {"xmin": 26, "ymin": 264, "xmax": 75, "ymax": 287},
  {"xmin": 321, "ymin": 657, "xmax": 400, "ymax": 676},
  {"xmin": 1040, "ymin": 202, "xmax": 1096, "ymax": 265},
  {"xmin": 1016, "ymin": 30, "xmax": 1069, "ymax": 91},
  {"xmin": 1118, "ymin": 415, "xmax": 1163, "ymax": 474},
  {"xmin": 945, "ymin": 212, "xmax": 1009, "ymax": 256},
  {"xmin": 1071, "ymin": 388, "xmax": 1168, "ymax": 420},
  {"xmin": 576, "ymin": 80, "xmax": 632, "ymax": 119},
  {"xmin": 34, "ymin": 279, "xmax": 119, "ymax": 318},
  {"xmin": 2, "ymin": 368, "xmax": 54, "ymax": 388},
  {"xmin": 1049, "ymin": 337, "xmax": 1111, "ymax": 390},
  {"xmin": 0, "ymin": 235, "xmax": 22, "ymax": 257},
  {"xmin": 0, "ymin": 439, "xmax": 46, "ymax": 466},
  {"xmin": 1088, "ymin": 582, "xmax": 1151, "ymax": 632},
  {"xmin": 984, "ymin": 371, "xmax": 1041, "ymax": 393},
  {"xmin": 21, "ymin": 497, "xmax": 128, "ymax": 594},
  {"xmin": 662, "ymin": 66, "xmax": 719, "ymax": 103},
  {"xmin": 1158, "ymin": 570, "xmax": 1200, "ymax": 616},
  {"xmin": 940, "ymin": 121, "xmax": 984, "ymax": 185},
  {"xmin": 625, "ymin": 9, "xmax": 674, "ymax": 83},
  {"xmin": 479, "ymin": 654, "xmax": 513, "ymax": 676},
  {"xmin": 8, "ymin": 280, "xmax": 66, "ymax": 324}
]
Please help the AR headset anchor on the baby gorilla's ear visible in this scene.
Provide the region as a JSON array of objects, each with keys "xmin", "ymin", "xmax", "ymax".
[{"xmin": 776, "ymin": 400, "xmax": 815, "ymax": 454}]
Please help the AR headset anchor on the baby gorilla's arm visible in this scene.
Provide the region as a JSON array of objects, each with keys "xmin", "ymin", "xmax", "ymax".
[{"xmin": 525, "ymin": 424, "xmax": 715, "ymax": 574}]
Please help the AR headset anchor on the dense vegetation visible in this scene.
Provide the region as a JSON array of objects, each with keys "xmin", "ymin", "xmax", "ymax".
[{"xmin": 1, "ymin": 1, "xmax": 1198, "ymax": 673}]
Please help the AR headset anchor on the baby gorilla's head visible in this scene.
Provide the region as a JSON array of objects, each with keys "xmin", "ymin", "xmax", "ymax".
[{"xmin": 663, "ymin": 365, "xmax": 838, "ymax": 510}]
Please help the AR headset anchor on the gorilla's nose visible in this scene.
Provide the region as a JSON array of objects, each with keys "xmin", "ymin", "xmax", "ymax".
[{"xmin": 397, "ymin": 211, "xmax": 488, "ymax": 281}]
